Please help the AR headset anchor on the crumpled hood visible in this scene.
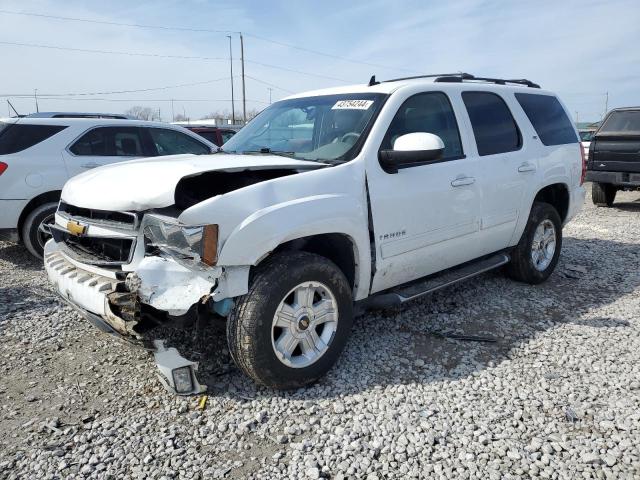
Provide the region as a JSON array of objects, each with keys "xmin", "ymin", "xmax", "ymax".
[{"xmin": 61, "ymin": 153, "xmax": 324, "ymax": 211}]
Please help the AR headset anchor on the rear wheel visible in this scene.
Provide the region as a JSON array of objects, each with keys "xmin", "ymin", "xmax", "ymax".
[
  {"xmin": 21, "ymin": 202, "xmax": 58, "ymax": 259},
  {"xmin": 227, "ymin": 251, "xmax": 353, "ymax": 389},
  {"xmin": 506, "ymin": 202, "xmax": 562, "ymax": 285},
  {"xmin": 592, "ymin": 182, "xmax": 617, "ymax": 207}
]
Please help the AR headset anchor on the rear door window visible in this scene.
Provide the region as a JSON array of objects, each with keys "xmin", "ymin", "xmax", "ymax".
[
  {"xmin": 462, "ymin": 92, "xmax": 521, "ymax": 156},
  {"xmin": 70, "ymin": 127, "xmax": 146, "ymax": 156},
  {"xmin": 515, "ymin": 93, "xmax": 578, "ymax": 145},
  {"xmin": 147, "ymin": 128, "xmax": 211, "ymax": 155},
  {"xmin": 599, "ymin": 110, "xmax": 640, "ymax": 134},
  {"xmin": 0, "ymin": 124, "xmax": 68, "ymax": 155}
]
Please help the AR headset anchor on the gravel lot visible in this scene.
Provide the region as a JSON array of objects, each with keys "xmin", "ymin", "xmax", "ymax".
[{"xmin": 1, "ymin": 188, "xmax": 639, "ymax": 480}]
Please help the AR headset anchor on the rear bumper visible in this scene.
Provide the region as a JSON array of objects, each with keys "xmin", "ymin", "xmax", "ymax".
[
  {"xmin": 585, "ymin": 170, "xmax": 640, "ymax": 187},
  {"xmin": 565, "ymin": 185, "xmax": 586, "ymax": 225}
]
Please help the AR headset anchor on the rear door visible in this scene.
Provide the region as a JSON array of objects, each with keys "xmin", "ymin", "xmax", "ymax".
[
  {"xmin": 460, "ymin": 91, "xmax": 531, "ymax": 253},
  {"xmin": 62, "ymin": 126, "xmax": 151, "ymax": 176},
  {"xmin": 592, "ymin": 110, "xmax": 640, "ymax": 173}
]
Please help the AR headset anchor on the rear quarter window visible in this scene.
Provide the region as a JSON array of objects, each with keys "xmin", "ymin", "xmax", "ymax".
[
  {"xmin": 515, "ymin": 93, "xmax": 577, "ymax": 146},
  {"xmin": 0, "ymin": 124, "xmax": 68, "ymax": 155}
]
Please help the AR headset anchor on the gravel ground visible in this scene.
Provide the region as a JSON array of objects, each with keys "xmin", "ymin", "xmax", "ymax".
[{"xmin": 1, "ymin": 188, "xmax": 639, "ymax": 480}]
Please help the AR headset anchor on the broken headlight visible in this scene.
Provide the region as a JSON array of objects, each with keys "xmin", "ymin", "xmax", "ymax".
[{"xmin": 143, "ymin": 215, "xmax": 218, "ymax": 268}]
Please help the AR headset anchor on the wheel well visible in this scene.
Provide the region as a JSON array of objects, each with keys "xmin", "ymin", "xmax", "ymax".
[
  {"xmin": 534, "ymin": 184, "xmax": 569, "ymax": 222},
  {"xmin": 271, "ymin": 233, "xmax": 357, "ymax": 290},
  {"xmin": 17, "ymin": 191, "xmax": 61, "ymax": 240}
]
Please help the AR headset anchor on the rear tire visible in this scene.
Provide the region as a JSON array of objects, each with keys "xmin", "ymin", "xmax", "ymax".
[
  {"xmin": 592, "ymin": 182, "xmax": 617, "ymax": 207},
  {"xmin": 227, "ymin": 251, "xmax": 353, "ymax": 389},
  {"xmin": 506, "ymin": 202, "xmax": 562, "ymax": 285},
  {"xmin": 21, "ymin": 202, "xmax": 58, "ymax": 259}
]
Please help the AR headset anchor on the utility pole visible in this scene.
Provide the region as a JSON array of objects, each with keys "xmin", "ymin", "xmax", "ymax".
[
  {"xmin": 227, "ymin": 35, "xmax": 235, "ymax": 125},
  {"xmin": 240, "ymin": 33, "xmax": 246, "ymax": 124},
  {"xmin": 34, "ymin": 88, "xmax": 39, "ymax": 113},
  {"xmin": 171, "ymin": 99, "xmax": 175, "ymax": 122},
  {"xmin": 268, "ymin": 88, "xmax": 273, "ymax": 104},
  {"xmin": 604, "ymin": 91, "xmax": 609, "ymax": 117}
]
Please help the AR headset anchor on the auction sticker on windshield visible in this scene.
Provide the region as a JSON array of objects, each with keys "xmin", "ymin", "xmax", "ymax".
[{"xmin": 332, "ymin": 100, "xmax": 374, "ymax": 110}]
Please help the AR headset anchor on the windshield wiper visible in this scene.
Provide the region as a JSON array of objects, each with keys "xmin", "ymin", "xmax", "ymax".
[{"xmin": 239, "ymin": 148, "xmax": 297, "ymax": 158}]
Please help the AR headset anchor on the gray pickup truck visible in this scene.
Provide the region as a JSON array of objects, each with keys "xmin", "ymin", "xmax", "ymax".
[{"xmin": 586, "ymin": 107, "xmax": 640, "ymax": 206}]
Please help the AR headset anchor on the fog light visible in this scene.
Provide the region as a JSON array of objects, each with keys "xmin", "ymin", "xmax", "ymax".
[
  {"xmin": 172, "ymin": 366, "xmax": 194, "ymax": 394},
  {"xmin": 153, "ymin": 340, "xmax": 206, "ymax": 396}
]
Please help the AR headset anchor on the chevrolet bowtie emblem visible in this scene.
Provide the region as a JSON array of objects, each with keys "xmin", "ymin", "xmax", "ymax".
[{"xmin": 66, "ymin": 220, "xmax": 87, "ymax": 236}]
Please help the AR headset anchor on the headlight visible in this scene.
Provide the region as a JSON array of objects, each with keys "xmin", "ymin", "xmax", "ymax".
[{"xmin": 143, "ymin": 215, "xmax": 218, "ymax": 268}]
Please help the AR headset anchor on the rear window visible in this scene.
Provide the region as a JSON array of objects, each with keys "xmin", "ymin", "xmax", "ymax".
[
  {"xmin": 515, "ymin": 93, "xmax": 577, "ymax": 146},
  {"xmin": 599, "ymin": 111, "xmax": 640, "ymax": 134},
  {"xmin": 0, "ymin": 123, "xmax": 67, "ymax": 155}
]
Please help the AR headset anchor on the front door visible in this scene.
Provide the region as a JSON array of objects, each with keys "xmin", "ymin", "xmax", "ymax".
[{"xmin": 366, "ymin": 91, "xmax": 484, "ymax": 293}]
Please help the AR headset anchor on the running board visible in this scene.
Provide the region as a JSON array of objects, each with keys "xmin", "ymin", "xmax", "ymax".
[{"xmin": 361, "ymin": 253, "xmax": 510, "ymax": 310}]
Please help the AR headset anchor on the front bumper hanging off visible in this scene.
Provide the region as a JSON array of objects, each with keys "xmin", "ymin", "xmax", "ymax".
[{"xmin": 44, "ymin": 240, "xmax": 217, "ymax": 395}]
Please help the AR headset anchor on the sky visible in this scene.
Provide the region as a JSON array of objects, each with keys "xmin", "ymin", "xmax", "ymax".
[{"xmin": 0, "ymin": 0, "xmax": 638, "ymax": 122}]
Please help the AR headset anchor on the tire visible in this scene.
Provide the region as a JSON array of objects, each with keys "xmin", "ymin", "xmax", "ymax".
[
  {"xmin": 21, "ymin": 202, "xmax": 58, "ymax": 259},
  {"xmin": 506, "ymin": 202, "xmax": 562, "ymax": 285},
  {"xmin": 227, "ymin": 251, "xmax": 353, "ymax": 389},
  {"xmin": 592, "ymin": 182, "xmax": 617, "ymax": 207}
]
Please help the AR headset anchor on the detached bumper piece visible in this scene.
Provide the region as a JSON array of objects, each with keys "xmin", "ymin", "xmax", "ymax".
[{"xmin": 153, "ymin": 340, "xmax": 206, "ymax": 395}]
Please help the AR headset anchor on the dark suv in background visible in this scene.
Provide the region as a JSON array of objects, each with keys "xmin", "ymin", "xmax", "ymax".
[{"xmin": 586, "ymin": 107, "xmax": 640, "ymax": 206}]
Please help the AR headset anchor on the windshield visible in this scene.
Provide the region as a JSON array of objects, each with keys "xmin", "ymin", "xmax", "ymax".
[
  {"xmin": 223, "ymin": 93, "xmax": 386, "ymax": 163},
  {"xmin": 579, "ymin": 130, "xmax": 594, "ymax": 142}
]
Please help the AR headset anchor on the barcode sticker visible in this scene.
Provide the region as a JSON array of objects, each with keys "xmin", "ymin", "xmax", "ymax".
[{"xmin": 332, "ymin": 100, "xmax": 374, "ymax": 110}]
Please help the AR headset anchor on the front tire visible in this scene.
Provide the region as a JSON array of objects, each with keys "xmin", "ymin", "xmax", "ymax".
[
  {"xmin": 592, "ymin": 182, "xmax": 617, "ymax": 207},
  {"xmin": 21, "ymin": 202, "xmax": 58, "ymax": 259},
  {"xmin": 506, "ymin": 202, "xmax": 562, "ymax": 285},
  {"xmin": 227, "ymin": 251, "xmax": 353, "ymax": 389}
]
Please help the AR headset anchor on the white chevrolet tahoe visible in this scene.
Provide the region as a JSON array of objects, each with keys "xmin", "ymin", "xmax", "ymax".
[{"xmin": 44, "ymin": 73, "xmax": 586, "ymax": 393}]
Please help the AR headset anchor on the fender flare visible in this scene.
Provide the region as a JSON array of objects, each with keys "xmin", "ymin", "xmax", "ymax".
[{"xmin": 217, "ymin": 194, "xmax": 372, "ymax": 300}]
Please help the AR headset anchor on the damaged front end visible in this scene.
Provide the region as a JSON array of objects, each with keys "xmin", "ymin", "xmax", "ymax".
[{"xmin": 45, "ymin": 208, "xmax": 242, "ymax": 395}]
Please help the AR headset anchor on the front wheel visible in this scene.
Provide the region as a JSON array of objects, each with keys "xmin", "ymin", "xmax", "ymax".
[
  {"xmin": 227, "ymin": 251, "xmax": 353, "ymax": 389},
  {"xmin": 506, "ymin": 202, "xmax": 562, "ymax": 284}
]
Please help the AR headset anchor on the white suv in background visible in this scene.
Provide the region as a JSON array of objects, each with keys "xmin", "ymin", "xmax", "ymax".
[{"xmin": 0, "ymin": 115, "xmax": 217, "ymax": 257}]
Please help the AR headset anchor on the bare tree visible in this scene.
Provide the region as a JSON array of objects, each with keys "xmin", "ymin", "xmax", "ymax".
[
  {"xmin": 173, "ymin": 113, "xmax": 189, "ymax": 122},
  {"xmin": 125, "ymin": 106, "xmax": 161, "ymax": 121}
]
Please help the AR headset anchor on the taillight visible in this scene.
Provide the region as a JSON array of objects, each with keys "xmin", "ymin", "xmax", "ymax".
[
  {"xmin": 0, "ymin": 162, "xmax": 7, "ymax": 176},
  {"xmin": 579, "ymin": 144, "xmax": 586, "ymax": 185}
]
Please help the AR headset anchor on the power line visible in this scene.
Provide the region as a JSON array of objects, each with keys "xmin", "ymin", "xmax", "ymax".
[
  {"xmin": 0, "ymin": 9, "xmax": 417, "ymax": 74},
  {"xmin": 2, "ymin": 95, "xmax": 270, "ymax": 104},
  {"xmin": 0, "ymin": 40, "xmax": 352, "ymax": 83},
  {"xmin": 0, "ymin": 40, "xmax": 226, "ymax": 61},
  {"xmin": 0, "ymin": 77, "xmax": 231, "ymax": 97},
  {"xmin": 245, "ymin": 75, "xmax": 295, "ymax": 94}
]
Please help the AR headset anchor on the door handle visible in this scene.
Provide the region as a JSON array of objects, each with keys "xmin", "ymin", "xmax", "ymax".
[
  {"xmin": 81, "ymin": 163, "xmax": 101, "ymax": 169},
  {"xmin": 518, "ymin": 162, "xmax": 536, "ymax": 173},
  {"xmin": 451, "ymin": 176, "xmax": 475, "ymax": 187}
]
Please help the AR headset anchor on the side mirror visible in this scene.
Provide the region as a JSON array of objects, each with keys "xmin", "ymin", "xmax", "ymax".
[{"xmin": 378, "ymin": 132, "xmax": 445, "ymax": 174}]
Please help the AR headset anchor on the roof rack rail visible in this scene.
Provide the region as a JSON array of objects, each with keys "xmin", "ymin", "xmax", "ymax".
[
  {"xmin": 369, "ymin": 72, "xmax": 540, "ymax": 89},
  {"xmin": 434, "ymin": 74, "xmax": 540, "ymax": 88}
]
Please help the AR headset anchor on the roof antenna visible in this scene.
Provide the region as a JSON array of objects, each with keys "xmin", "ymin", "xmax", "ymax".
[{"xmin": 368, "ymin": 75, "xmax": 379, "ymax": 87}]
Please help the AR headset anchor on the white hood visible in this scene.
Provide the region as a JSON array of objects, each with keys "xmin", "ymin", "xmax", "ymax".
[{"xmin": 61, "ymin": 153, "xmax": 323, "ymax": 211}]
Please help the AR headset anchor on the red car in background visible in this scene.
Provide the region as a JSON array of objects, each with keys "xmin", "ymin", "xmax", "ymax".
[{"xmin": 180, "ymin": 125, "xmax": 240, "ymax": 147}]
